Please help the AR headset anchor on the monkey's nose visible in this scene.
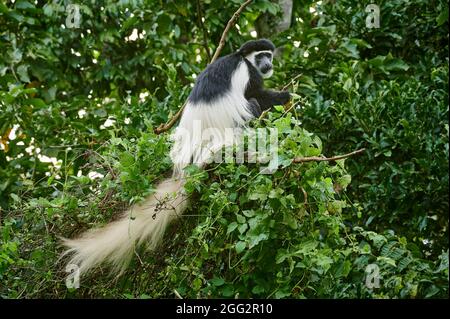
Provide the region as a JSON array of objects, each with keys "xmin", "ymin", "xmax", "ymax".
[{"xmin": 261, "ymin": 65, "xmax": 272, "ymax": 74}]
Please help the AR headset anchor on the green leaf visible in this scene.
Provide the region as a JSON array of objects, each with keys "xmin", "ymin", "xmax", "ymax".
[
  {"xmin": 226, "ymin": 222, "xmax": 238, "ymax": 234},
  {"xmin": 238, "ymin": 223, "xmax": 248, "ymax": 234},
  {"xmin": 339, "ymin": 41, "xmax": 359, "ymax": 58},
  {"xmin": 12, "ymin": 49, "xmax": 23, "ymax": 63},
  {"xmin": 252, "ymin": 285, "xmax": 265, "ymax": 294},
  {"xmin": 315, "ymin": 255, "xmax": 333, "ymax": 272},
  {"xmin": 274, "ymin": 105, "xmax": 284, "ymax": 112},
  {"xmin": 275, "ymin": 290, "xmax": 291, "ymax": 298},
  {"xmin": 377, "ymin": 256, "xmax": 397, "ymax": 267},
  {"xmin": 360, "ymin": 243, "xmax": 372, "ymax": 254},
  {"xmin": 283, "ymin": 213, "xmax": 298, "ymax": 230},
  {"xmin": 120, "ymin": 153, "xmax": 135, "ymax": 167},
  {"xmin": 436, "ymin": 8, "xmax": 449, "ymax": 26},
  {"xmin": 157, "ymin": 14, "xmax": 172, "ymax": 32},
  {"xmin": 343, "ymin": 78, "xmax": 352, "ymax": 91},
  {"xmin": 385, "ymin": 59, "xmax": 409, "ymax": 72},
  {"xmin": 17, "ymin": 65, "xmax": 30, "ymax": 82},
  {"xmin": 221, "ymin": 285, "xmax": 234, "ymax": 297},
  {"xmin": 15, "ymin": 0, "xmax": 34, "ymax": 10},
  {"xmin": 210, "ymin": 277, "xmax": 225, "ymax": 286},
  {"xmin": 425, "ymin": 285, "xmax": 440, "ymax": 298},
  {"xmin": 248, "ymin": 233, "xmax": 268, "ymax": 248},
  {"xmin": 235, "ymin": 241, "xmax": 246, "ymax": 254},
  {"xmin": 174, "ymin": 25, "xmax": 181, "ymax": 38},
  {"xmin": 27, "ymin": 98, "xmax": 46, "ymax": 108},
  {"xmin": 42, "ymin": 3, "xmax": 53, "ymax": 16},
  {"xmin": 242, "ymin": 210, "xmax": 255, "ymax": 218},
  {"xmin": 43, "ymin": 87, "xmax": 57, "ymax": 102},
  {"xmin": 335, "ymin": 260, "xmax": 351, "ymax": 278},
  {"xmin": 10, "ymin": 193, "xmax": 20, "ymax": 202},
  {"xmin": 123, "ymin": 16, "xmax": 139, "ymax": 30},
  {"xmin": 236, "ymin": 214, "xmax": 246, "ymax": 224},
  {"xmin": 93, "ymin": 109, "xmax": 108, "ymax": 117},
  {"xmin": 337, "ymin": 174, "xmax": 351, "ymax": 189}
]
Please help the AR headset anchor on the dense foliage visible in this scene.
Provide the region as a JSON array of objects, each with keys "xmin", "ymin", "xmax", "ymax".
[{"xmin": 0, "ymin": 0, "xmax": 448, "ymax": 298}]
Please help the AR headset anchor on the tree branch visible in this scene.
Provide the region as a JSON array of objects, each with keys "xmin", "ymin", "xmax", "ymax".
[
  {"xmin": 154, "ymin": 0, "xmax": 254, "ymax": 134},
  {"xmin": 293, "ymin": 148, "xmax": 366, "ymax": 163},
  {"xmin": 210, "ymin": 0, "xmax": 253, "ymax": 63},
  {"xmin": 154, "ymin": 101, "xmax": 188, "ymax": 135},
  {"xmin": 281, "ymin": 73, "xmax": 303, "ymax": 91}
]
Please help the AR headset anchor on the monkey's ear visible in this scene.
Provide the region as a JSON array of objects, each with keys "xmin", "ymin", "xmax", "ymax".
[{"xmin": 237, "ymin": 39, "xmax": 275, "ymax": 56}]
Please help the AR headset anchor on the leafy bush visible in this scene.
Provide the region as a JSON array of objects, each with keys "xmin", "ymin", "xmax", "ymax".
[
  {"xmin": 149, "ymin": 110, "xmax": 448, "ymax": 299},
  {"xmin": 278, "ymin": 0, "xmax": 449, "ymax": 255}
]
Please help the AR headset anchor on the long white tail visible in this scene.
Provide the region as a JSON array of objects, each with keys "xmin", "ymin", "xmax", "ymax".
[{"xmin": 62, "ymin": 177, "xmax": 187, "ymax": 276}]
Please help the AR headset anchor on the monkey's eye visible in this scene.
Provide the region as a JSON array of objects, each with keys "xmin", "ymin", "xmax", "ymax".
[{"xmin": 255, "ymin": 52, "xmax": 272, "ymax": 60}]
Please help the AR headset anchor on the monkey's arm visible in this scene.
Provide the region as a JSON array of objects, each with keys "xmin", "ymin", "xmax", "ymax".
[{"xmin": 253, "ymin": 90, "xmax": 291, "ymax": 111}]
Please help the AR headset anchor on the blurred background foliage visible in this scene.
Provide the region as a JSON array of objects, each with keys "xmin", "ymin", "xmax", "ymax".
[{"xmin": 0, "ymin": 0, "xmax": 448, "ymax": 298}]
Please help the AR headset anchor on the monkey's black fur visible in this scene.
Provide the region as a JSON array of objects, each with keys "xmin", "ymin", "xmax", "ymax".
[
  {"xmin": 237, "ymin": 38, "xmax": 276, "ymax": 56},
  {"xmin": 189, "ymin": 54, "xmax": 241, "ymax": 104},
  {"xmin": 243, "ymin": 58, "xmax": 291, "ymax": 115},
  {"xmin": 188, "ymin": 39, "xmax": 290, "ymax": 117}
]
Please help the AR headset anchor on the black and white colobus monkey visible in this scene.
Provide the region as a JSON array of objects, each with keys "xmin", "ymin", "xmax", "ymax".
[
  {"xmin": 171, "ymin": 38, "xmax": 290, "ymax": 174},
  {"xmin": 63, "ymin": 39, "xmax": 290, "ymax": 275},
  {"xmin": 191, "ymin": 38, "xmax": 290, "ymax": 117}
]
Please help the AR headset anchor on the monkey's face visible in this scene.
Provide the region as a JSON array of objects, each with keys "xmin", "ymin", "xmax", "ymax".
[{"xmin": 246, "ymin": 50, "xmax": 274, "ymax": 79}]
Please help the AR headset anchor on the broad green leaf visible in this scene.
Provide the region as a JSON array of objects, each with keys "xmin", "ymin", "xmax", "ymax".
[{"xmin": 235, "ymin": 241, "xmax": 246, "ymax": 254}]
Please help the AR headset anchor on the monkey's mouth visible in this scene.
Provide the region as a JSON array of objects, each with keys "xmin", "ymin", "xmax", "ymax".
[
  {"xmin": 261, "ymin": 65, "xmax": 273, "ymax": 74},
  {"xmin": 261, "ymin": 67, "xmax": 273, "ymax": 79}
]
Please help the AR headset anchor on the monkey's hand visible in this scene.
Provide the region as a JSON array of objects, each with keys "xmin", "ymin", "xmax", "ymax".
[
  {"xmin": 277, "ymin": 91, "xmax": 291, "ymax": 106},
  {"xmin": 248, "ymin": 98, "xmax": 263, "ymax": 118},
  {"xmin": 252, "ymin": 90, "xmax": 291, "ymax": 111}
]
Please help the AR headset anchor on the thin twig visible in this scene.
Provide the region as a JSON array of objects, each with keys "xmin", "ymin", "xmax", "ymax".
[
  {"xmin": 283, "ymin": 100, "xmax": 297, "ymax": 114},
  {"xmin": 154, "ymin": 0, "xmax": 253, "ymax": 134},
  {"xmin": 258, "ymin": 109, "xmax": 270, "ymax": 120},
  {"xmin": 133, "ymin": 250, "xmax": 145, "ymax": 268},
  {"xmin": 10, "ymin": 64, "xmax": 20, "ymax": 82},
  {"xmin": 196, "ymin": 0, "xmax": 211, "ymax": 61},
  {"xmin": 174, "ymin": 289, "xmax": 183, "ymax": 299},
  {"xmin": 258, "ymin": 73, "xmax": 303, "ymax": 120},
  {"xmin": 281, "ymin": 73, "xmax": 303, "ymax": 91},
  {"xmin": 293, "ymin": 148, "xmax": 366, "ymax": 163},
  {"xmin": 300, "ymin": 187, "xmax": 308, "ymax": 205},
  {"xmin": 258, "ymin": 99, "xmax": 297, "ymax": 120}
]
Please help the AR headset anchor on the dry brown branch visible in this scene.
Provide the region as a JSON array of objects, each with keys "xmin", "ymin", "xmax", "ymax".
[
  {"xmin": 281, "ymin": 73, "xmax": 303, "ymax": 91},
  {"xmin": 154, "ymin": 101, "xmax": 187, "ymax": 134},
  {"xmin": 300, "ymin": 187, "xmax": 308, "ymax": 205},
  {"xmin": 210, "ymin": 0, "xmax": 253, "ymax": 63},
  {"xmin": 154, "ymin": 0, "xmax": 253, "ymax": 134},
  {"xmin": 293, "ymin": 148, "xmax": 366, "ymax": 163},
  {"xmin": 257, "ymin": 108, "xmax": 269, "ymax": 120}
]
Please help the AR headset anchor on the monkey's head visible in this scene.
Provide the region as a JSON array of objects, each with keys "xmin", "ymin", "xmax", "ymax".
[{"xmin": 238, "ymin": 39, "xmax": 275, "ymax": 79}]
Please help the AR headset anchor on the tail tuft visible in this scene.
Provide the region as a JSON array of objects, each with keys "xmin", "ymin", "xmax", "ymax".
[{"xmin": 61, "ymin": 178, "xmax": 187, "ymax": 276}]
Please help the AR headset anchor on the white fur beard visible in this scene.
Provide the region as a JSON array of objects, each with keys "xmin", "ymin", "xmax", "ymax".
[{"xmin": 170, "ymin": 61, "xmax": 254, "ymax": 175}]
